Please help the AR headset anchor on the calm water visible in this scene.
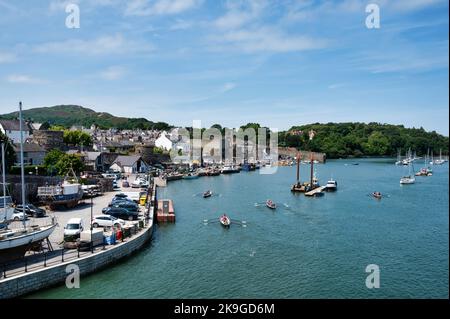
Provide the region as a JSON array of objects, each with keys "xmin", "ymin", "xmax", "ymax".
[{"xmin": 29, "ymin": 159, "xmax": 449, "ymax": 298}]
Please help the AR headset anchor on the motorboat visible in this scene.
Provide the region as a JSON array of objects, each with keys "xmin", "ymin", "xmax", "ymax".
[
  {"xmin": 325, "ymin": 179, "xmax": 337, "ymax": 191},
  {"xmin": 219, "ymin": 214, "xmax": 231, "ymax": 227}
]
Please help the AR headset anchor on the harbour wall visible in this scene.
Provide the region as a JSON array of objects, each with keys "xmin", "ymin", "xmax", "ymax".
[
  {"xmin": 0, "ymin": 183, "xmax": 157, "ymax": 299},
  {"xmin": 278, "ymin": 147, "xmax": 326, "ymax": 163},
  {"xmin": 0, "ymin": 221, "xmax": 153, "ymax": 299}
]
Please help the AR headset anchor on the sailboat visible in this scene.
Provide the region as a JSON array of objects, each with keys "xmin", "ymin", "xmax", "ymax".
[
  {"xmin": 395, "ymin": 149, "xmax": 402, "ymax": 165},
  {"xmin": 400, "ymin": 162, "xmax": 416, "ymax": 185},
  {"xmin": 433, "ymin": 149, "xmax": 445, "ymax": 165},
  {"xmin": 0, "ymin": 144, "xmax": 15, "ymax": 223},
  {"xmin": 0, "ymin": 102, "xmax": 56, "ymax": 263},
  {"xmin": 415, "ymin": 153, "xmax": 433, "ymax": 176}
]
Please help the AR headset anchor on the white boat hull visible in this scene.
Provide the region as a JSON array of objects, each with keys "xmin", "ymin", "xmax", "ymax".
[{"xmin": 0, "ymin": 223, "xmax": 56, "ymax": 250}]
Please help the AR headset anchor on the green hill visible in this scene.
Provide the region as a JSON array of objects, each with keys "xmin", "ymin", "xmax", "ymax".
[
  {"xmin": 0, "ymin": 105, "xmax": 170, "ymax": 130},
  {"xmin": 279, "ymin": 122, "xmax": 449, "ymax": 158}
]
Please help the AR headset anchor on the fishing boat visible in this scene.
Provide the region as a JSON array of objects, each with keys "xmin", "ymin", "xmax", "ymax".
[
  {"xmin": 207, "ymin": 169, "xmax": 221, "ymax": 176},
  {"xmin": 37, "ymin": 169, "xmax": 83, "ymax": 209},
  {"xmin": 266, "ymin": 200, "xmax": 276, "ymax": 209},
  {"xmin": 221, "ymin": 165, "xmax": 240, "ymax": 174},
  {"xmin": 325, "ymin": 179, "xmax": 337, "ymax": 191},
  {"xmin": 182, "ymin": 173, "xmax": 199, "ymax": 180},
  {"xmin": 203, "ymin": 190, "xmax": 212, "ymax": 198},
  {"xmin": 219, "ymin": 214, "xmax": 231, "ymax": 227},
  {"xmin": 0, "ymin": 102, "xmax": 56, "ymax": 263}
]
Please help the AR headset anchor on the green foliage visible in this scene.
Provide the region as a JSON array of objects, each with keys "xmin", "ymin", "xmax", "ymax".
[
  {"xmin": 63, "ymin": 130, "xmax": 92, "ymax": 147},
  {"xmin": 54, "ymin": 154, "xmax": 84, "ymax": 176},
  {"xmin": 0, "ymin": 131, "xmax": 16, "ymax": 172},
  {"xmin": 43, "ymin": 149, "xmax": 64, "ymax": 167},
  {"xmin": 281, "ymin": 123, "xmax": 449, "ymax": 158},
  {"xmin": 153, "ymin": 147, "xmax": 164, "ymax": 154},
  {"xmin": 49, "ymin": 125, "xmax": 66, "ymax": 131},
  {"xmin": 43, "ymin": 150, "xmax": 84, "ymax": 175}
]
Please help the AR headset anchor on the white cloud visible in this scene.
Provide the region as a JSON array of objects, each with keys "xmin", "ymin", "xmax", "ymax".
[
  {"xmin": 34, "ymin": 34, "xmax": 154, "ymax": 55},
  {"xmin": 49, "ymin": 0, "xmax": 119, "ymax": 12},
  {"xmin": 99, "ymin": 66, "xmax": 127, "ymax": 80},
  {"xmin": 0, "ymin": 0, "xmax": 18, "ymax": 11},
  {"xmin": 389, "ymin": 0, "xmax": 446, "ymax": 12},
  {"xmin": 6, "ymin": 74, "xmax": 44, "ymax": 84},
  {"xmin": 328, "ymin": 83, "xmax": 346, "ymax": 89},
  {"xmin": 214, "ymin": 27, "xmax": 327, "ymax": 53},
  {"xmin": 125, "ymin": 0, "xmax": 203, "ymax": 16},
  {"xmin": 0, "ymin": 52, "xmax": 16, "ymax": 64},
  {"xmin": 220, "ymin": 82, "xmax": 237, "ymax": 93},
  {"xmin": 170, "ymin": 19, "xmax": 193, "ymax": 30},
  {"xmin": 214, "ymin": 0, "xmax": 267, "ymax": 30}
]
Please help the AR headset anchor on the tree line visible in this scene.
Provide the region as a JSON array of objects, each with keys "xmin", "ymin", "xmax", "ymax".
[{"xmin": 278, "ymin": 122, "xmax": 449, "ymax": 158}]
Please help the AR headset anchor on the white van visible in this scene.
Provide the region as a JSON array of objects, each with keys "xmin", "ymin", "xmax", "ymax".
[{"xmin": 64, "ymin": 218, "xmax": 84, "ymax": 237}]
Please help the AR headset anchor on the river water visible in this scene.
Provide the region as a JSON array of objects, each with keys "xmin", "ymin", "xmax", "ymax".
[{"xmin": 29, "ymin": 159, "xmax": 449, "ymax": 298}]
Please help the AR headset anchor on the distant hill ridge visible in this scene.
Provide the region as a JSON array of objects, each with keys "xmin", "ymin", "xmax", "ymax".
[{"xmin": 0, "ymin": 105, "xmax": 170, "ymax": 130}]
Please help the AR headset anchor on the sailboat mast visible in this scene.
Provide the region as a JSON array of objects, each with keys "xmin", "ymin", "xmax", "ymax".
[
  {"xmin": 310, "ymin": 152, "xmax": 314, "ymax": 188},
  {"xmin": 1, "ymin": 143, "xmax": 6, "ymax": 212},
  {"xmin": 19, "ymin": 102, "xmax": 26, "ymax": 228}
]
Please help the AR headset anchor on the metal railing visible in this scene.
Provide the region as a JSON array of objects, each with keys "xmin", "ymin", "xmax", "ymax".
[{"xmin": 0, "ymin": 224, "xmax": 149, "ymax": 281}]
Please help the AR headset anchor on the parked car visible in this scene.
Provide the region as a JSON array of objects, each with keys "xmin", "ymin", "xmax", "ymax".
[
  {"xmin": 91, "ymin": 215, "xmax": 125, "ymax": 228},
  {"xmin": 109, "ymin": 200, "xmax": 139, "ymax": 212},
  {"xmin": 102, "ymin": 207, "xmax": 139, "ymax": 221},
  {"xmin": 64, "ymin": 218, "xmax": 84, "ymax": 237},
  {"xmin": 0, "ymin": 223, "xmax": 7, "ymax": 230},
  {"xmin": 14, "ymin": 204, "xmax": 46, "ymax": 218},
  {"xmin": 113, "ymin": 193, "xmax": 130, "ymax": 199},
  {"xmin": 10, "ymin": 211, "xmax": 27, "ymax": 222}
]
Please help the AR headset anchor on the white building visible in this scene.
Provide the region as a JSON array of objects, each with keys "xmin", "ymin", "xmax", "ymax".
[
  {"xmin": 155, "ymin": 131, "xmax": 173, "ymax": 151},
  {"xmin": 0, "ymin": 119, "xmax": 32, "ymax": 144},
  {"xmin": 109, "ymin": 155, "xmax": 149, "ymax": 174}
]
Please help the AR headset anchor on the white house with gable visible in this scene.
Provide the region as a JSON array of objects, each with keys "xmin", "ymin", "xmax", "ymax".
[{"xmin": 155, "ymin": 131, "xmax": 173, "ymax": 151}]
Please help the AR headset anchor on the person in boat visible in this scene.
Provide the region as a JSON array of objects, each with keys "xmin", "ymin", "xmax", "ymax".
[{"xmin": 372, "ymin": 191, "xmax": 382, "ymax": 198}]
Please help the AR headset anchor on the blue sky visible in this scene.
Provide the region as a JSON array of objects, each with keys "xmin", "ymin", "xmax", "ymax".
[{"xmin": 0, "ymin": 0, "xmax": 448, "ymax": 134}]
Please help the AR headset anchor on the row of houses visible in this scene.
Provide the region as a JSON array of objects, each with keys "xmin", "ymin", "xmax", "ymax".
[{"xmin": 0, "ymin": 119, "xmax": 158, "ymax": 174}]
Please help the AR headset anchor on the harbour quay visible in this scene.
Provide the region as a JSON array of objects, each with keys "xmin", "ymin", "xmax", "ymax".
[{"xmin": 0, "ymin": 180, "xmax": 157, "ymax": 299}]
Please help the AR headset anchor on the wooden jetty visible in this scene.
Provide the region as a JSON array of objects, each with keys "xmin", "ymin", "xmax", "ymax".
[{"xmin": 156, "ymin": 199, "xmax": 175, "ymax": 223}]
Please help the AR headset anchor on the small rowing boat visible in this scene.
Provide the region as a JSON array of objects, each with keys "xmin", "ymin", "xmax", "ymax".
[
  {"xmin": 266, "ymin": 199, "xmax": 276, "ymax": 209},
  {"xmin": 219, "ymin": 214, "xmax": 231, "ymax": 227},
  {"xmin": 203, "ymin": 190, "xmax": 212, "ymax": 198},
  {"xmin": 372, "ymin": 192, "xmax": 382, "ymax": 199}
]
